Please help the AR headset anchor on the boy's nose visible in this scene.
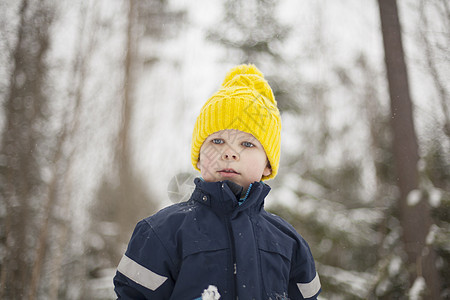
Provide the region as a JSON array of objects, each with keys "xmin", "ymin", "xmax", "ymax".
[{"xmin": 222, "ymin": 148, "xmax": 239, "ymax": 161}]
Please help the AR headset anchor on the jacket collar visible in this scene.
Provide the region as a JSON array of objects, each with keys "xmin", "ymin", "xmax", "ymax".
[{"xmin": 190, "ymin": 178, "xmax": 271, "ymax": 216}]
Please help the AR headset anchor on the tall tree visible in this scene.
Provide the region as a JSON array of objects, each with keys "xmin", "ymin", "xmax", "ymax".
[
  {"xmin": 378, "ymin": 0, "xmax": 441, "ymax": 298},
  {"xmin": 29, "ymin": 2, "xmax": 100, "ymax": 298},
  {"xmin": 0, "ymin": 0, "xmax": 54, "ymax": 298},
  {"xmin": 88, "ymin": 3, "xmax": 186, "ymax": 293},
  {"xmin": 111, "ymin": 0, "xmax": 185, "ymax": 250}
]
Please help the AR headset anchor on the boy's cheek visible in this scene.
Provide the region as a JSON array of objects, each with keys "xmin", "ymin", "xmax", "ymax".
[
  {"xmin": 198, "ymin": 157, "xmax": 212, "ymax": 169},
  {"xmin": 197, "ymin": 159, "xmax": 216, "ymax": 178},
  {"xmin": 200, "ymin": 144, "xmax": 222, "ymax": 160},
  {"xmin": 200, "ymin": 167, "xmax": 217, "ymax": 182}
]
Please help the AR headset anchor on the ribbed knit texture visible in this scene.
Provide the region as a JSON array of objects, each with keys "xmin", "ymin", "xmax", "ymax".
[{"xmin": 191, "ymin": 64, "xmax": 281, "ymax": 180}]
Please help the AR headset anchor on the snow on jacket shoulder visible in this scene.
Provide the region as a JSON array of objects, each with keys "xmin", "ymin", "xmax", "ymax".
[{"xmin": 114, "ymin": 178, "xmax": 321, "ymax": 300}]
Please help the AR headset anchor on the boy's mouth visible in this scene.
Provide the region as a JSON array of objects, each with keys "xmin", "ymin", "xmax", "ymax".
[{"xmin": 218, "ymin": 168, "xmax": 240, "ymax": 177}]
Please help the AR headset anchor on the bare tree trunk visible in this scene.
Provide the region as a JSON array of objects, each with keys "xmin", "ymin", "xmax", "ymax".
[
  {"xmin": 378, "ymin": 0, "xmax": 441, "ymax": 298},
  {"xmin": 115, "ymin": 0, "xmax": 137, "ymax": 247},
  {"xmin": 28, "ymin": 2, "xmax": 97, "ymax": 298},
  {"xmin": 47, "ymin": 224, "xmax": 68, "ymax": 300},
  {"xmin": 0, "ymin": 0, "xmax": 53, "ymax": 298}
]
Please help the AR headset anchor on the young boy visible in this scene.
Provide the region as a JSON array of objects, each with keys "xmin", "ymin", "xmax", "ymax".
[{"xmin": 114, "ymin": 64, "xmax": 321, "ymax": 299}]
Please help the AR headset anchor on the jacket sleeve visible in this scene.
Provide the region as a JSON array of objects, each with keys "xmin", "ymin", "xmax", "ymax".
[
  {"xmin": 287, "ymin": 237, "xmax": 321, "ymax": 300},
  {"xmin": 114, "ymin": 219, "xmax": 176, "ymax": 299}
]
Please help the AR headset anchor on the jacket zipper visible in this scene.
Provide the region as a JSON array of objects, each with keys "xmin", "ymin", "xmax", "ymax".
[{"xmin": 225, "ymin": 216, "xmax": 237, "ymax": 299}]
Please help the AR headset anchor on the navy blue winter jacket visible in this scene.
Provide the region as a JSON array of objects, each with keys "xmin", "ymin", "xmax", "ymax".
[{"xmin": 114, "ymin": 178, "xmax": 321, "ymax": 299}]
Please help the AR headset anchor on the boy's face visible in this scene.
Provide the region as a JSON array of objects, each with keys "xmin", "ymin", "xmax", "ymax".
[{"xmin": 197, "ymin": 129, "xmax": 271, "ymax": 190}]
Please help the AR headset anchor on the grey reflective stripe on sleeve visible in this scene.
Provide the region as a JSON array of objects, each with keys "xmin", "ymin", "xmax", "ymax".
[
  {"xmin": 117, "ymin": 254, "xmax": 167, "ymax": 291},
  {"xmin": 297, "ymin": 272, "xmax": 321, "ymax": 298}
]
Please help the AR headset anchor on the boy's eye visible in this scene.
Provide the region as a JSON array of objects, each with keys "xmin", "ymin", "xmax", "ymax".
[
  {"xmin": 212, "ymin": 138, "xmax": 224, "ymax": 144},
  {"xmin": 242, "ymin": 141, "xmax": 255, "ymax": 148}
]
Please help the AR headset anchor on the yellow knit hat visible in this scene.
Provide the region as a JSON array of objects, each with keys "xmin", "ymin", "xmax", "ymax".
[{"xmin": 191, "ymin": 64, "xmax": 281, "ymax": 180}]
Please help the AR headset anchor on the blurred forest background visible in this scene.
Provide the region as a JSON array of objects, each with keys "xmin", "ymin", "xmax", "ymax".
[{"xmin": 0, "ymin": 0, "xmax": 449, "ymax": 299}]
